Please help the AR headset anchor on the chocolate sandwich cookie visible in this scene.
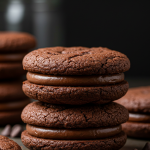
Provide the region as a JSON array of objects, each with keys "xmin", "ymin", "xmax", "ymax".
[
  {"xmin": 0, "ymin": 32, "xmax": 36, "ymax": 79},
  {"xmin": 0, "ymin": 99, "xmax": 30, "ymax": 125},
  {"xmin": 23, "ymin": 47, "xmax": 130, "ymax": 105},
  {"xmin": 0, "ymin": 80, "xmax": 30, "ymax": 125},
  {"xmin": 0, "ymin": 135, "xmax": 21, "ymax": 150},
  {"xmin": 116, "ymin": 86, "xmax": 150, "ymax": 139},
  {"xmin": 21, "ymin": 101, "xmax": 128, "ymax": 150}
]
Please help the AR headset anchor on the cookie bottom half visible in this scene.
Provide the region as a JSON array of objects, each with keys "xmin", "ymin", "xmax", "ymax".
[
  {"xmin": 23, "ymin": 80, "xmax": 129, "ymax": 105},
  {"xmin": 122, "ymin": 122, "xmax": 150, "ymax": 139},
  {"xmin": 21, "ymin": 130, "xmax": 127, "ymax": 150}
]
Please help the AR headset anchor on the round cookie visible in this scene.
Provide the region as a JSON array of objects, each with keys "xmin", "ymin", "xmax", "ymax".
[
  {"xmin": 21, "ymin": 101, "xmax": 129, "ymax": 128},
  {"xmin": 0, "ymin": 32, "xmax": 36, "ymax": 52},
  {"xmin": 21, "ymin": 130, "xmax": 126, "ymax": 150},
  {"xmin": 21, "ymin": 101, "xmax": 128, "ymax": 150},
  {"xmin": 116, "ymin": 86, "xmax": 150, "ymax": 139},
  {"xmin": 22, "ymin": 46, "xmax": 130, "ymax": 105},
  {"xmin": 0, "ymin": 80, "xmax": 27, "ymax": 102},
  {"xmin": 117, "ymin": 86, "xmax": 150, "ymax": 113},
  {"xmin": 0, "ymin": 135, "xmax": 21, "ymax": 150},
  {"xmin": 0, "ymin": 32, "xmax": 36, "ymax": 79},
  {"xmin": 22, "ymin": 80, "xmax": 129, "ymax": 105},
  {"xmin": 23, "ymin": 47, "xmax": 130, "ymax": 75},
  {"xmin": 0, "ymin": 63, "xmax": 26, "ymax": 79}
]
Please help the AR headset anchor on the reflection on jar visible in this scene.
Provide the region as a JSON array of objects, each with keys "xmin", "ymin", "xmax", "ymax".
[{"xmin": 0, "ymin": 0, "xmax": 64, "ymax": 48}]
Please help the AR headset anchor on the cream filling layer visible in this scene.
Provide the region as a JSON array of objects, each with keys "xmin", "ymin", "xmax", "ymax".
[
  {"xmin": 129, "ymin": 113, "xmax": 150, "ymax": 123},
  {"xmin": 26, "ymin": 124, "xmax": 122, "ymax": 140},
  {"xmin": 0, "ymin": 53, "xmax": 26, "ymax": 62},
  {"xmin": 27, "ymin": 72, "xmax": 124, "ymax": 86},
  {"xmin": 0, "ymin": 99, "xmax": 30, "ymax": 111}
]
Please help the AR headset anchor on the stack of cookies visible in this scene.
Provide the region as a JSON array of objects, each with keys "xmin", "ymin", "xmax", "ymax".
[
  {"xmin": 0, "ymin": 32, "xmax": 36, "ymax": 125},
  {"xmin": 116, "ymin": 86, "xmax": 150, "ymax": 139},
  {"xmin": 21, "ymin": 47, "xmax": 130, "ymax": 150}
]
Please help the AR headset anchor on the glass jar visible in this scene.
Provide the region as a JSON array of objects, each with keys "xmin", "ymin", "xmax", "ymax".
[{"xmin": 0, "ymin": 0, "xmax": 64, "ymax": 48}]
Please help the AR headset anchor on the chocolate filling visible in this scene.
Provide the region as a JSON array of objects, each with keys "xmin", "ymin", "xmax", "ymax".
[
  {"xmin": 27, "ymin": 72, "xmax": 124, "ymax": 86},
  {"xmin": 0, "ymin": 99, "xmax": 30, "ymax": 111},
  {"xmin": 26, "ymin": 124, "xmax": 122, "ymax": 140},
  {"xmin": 129, "ymin": 113, "xmax": 150, "ymax": 123},
  {"xmin": 0, "ymin": 53, "xmax": 26, "ymax": 62}
]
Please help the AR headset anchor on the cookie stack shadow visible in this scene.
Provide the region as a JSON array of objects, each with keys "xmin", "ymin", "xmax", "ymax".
[
  {"xmin": 21, "ymin": 47, "xmax": 130, "ymax": 150},
  {"xmin": 0, "ymin": 32, "xmax": 36, "ymax": 125}
]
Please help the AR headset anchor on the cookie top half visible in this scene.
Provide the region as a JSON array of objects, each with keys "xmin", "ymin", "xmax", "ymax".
[
  {"xmin": 21, "ymin": 101, "xmax": 129, "ymax": 129},
  {"xmin": 0, "ymin": 32, "xmax": 36, "ymax": 52},
  {"xmin": 116, "ymin": 86, "xmax": 150, "ymax": 113},
  {"xmin": 23, "ymin": 47, "xmax": 130, "ymax": 75}
]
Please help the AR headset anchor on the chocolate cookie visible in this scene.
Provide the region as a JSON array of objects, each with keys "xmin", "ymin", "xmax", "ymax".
[
  {"xmin": 0, "ymin": 99, "xmax": 30, "ymax": 125},
  {"xmin": 0, "ymin": 80, "xmax": 30, "ymax": 125},
  {"xmin": 22, "ymin": 46, "xmax": 130, "ymax": 104},
  {"xmin": 21, "ymin": 130, "xmax": 126, "ymax": 150},
  {"xmin": 23, "ymin": 47, "xmax": 130, "ymax": 75},
  {"xmin": 23, "ymin": 80, "xmax": 129, "ymax": 105},
  {"xmin": 21, "ymin": 46, "xmax": 130, "ymax": 149},
  {"xmin": 0, "ymin": 135, "xmax": 21, "ymax": 150},
  {"xmin": 116, "ymin": 86, "xmax": 150, "ymax": 139},
  {"xmin": 0, "ymin": 32, "xmax": 36, "ymax": 79},
  {"xmin": 0, "ymin": 80, "xmax": 27, "ymax": 102},
  {"xmin": 117, "ymin": 86, "xmax": 150, "ymax": 113},
  {"xmin": 0, "ymin": 32, "xmax": 36, "ymax": 52},
  {"xmin": 21, "ymin": 101, "xmax": 128, "ymax": 150},
  {"xmin": 21, "ymin": 101, "xmax": 129, "ymax": 128}
]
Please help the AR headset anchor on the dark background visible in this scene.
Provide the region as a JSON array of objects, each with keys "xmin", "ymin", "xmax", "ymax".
[
  {"xmin": 0, "ymin": 0, "xmax": 150, "ymax": 77},
  {"xmin": 64, "ymin": 1, "xmax": 150, "ymax": 77}
]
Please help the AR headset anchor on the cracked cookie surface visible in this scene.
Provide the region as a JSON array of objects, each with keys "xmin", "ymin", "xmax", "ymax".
[
  {"xmin": 22, "ymin": 80, "xmax": 129, "ymax": 105},
  {"xmin": 21, "ymin": 130, "xmax": 126, "ymax": 150},
  {"xmin": 23, "ymin": 47, "xmax": 130, "ymax": 75},
  {"xmin": 0, "ymin": 135, "xmax": 21, "ymax": 150},
  {"xmin": 21, "ymin": 101, "xmax": 129, "ymax": 128}
]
